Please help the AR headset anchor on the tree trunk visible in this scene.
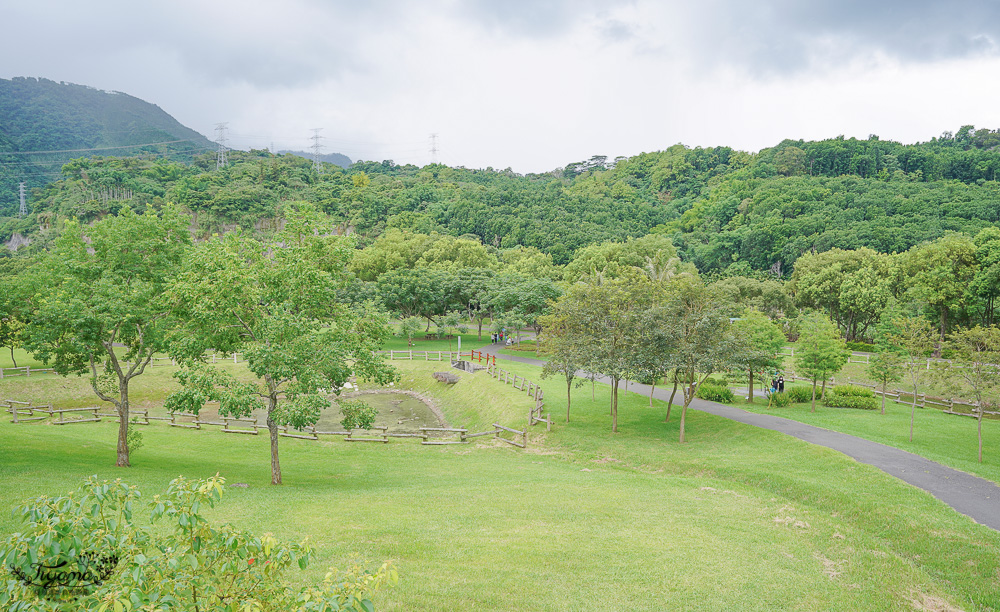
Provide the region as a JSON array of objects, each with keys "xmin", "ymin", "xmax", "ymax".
[
  {"xmin": 649, "ymin": 383, "xmax": 655, "ymax": 408},
  {"xmin": 266, "ymin": 390, "xmax": 282, "ymax": 485},
  {"xmin": 976, "ymin": 403, "xmax": 983, "ymax": 463},
  {"xmin": 611, "ymin": 377, "xmax": 619, "ymax": 433},
  {"xmin": 9, "ymin": 346, "xmax": 15, "ymax": 368},
  {"xmin": 880, "ymin": 382, "xmax": 886, "ymax": 415},
  {"xmin": 477, "ymin": 319, "xmax": 483, "ymax": 341},
  {"xmin": 810, "ymin": 379, "xmax": 817, "ymax": 412},
  {"xmin": 978, "ymin": 409, "xmax": 983, "ymax": 463},
  {"xmin": 565, "ymin": 374, "xmax": 572, "ymax": 423},
  {"xmin": 909, "ymin": 384, "xmax": 918, "ymax": 442},
  {"xmin": 116, "ymin": 382, "xmax": 130, "ymax": 467},
  {"xmin": 747, "ymin": 369, "xmax": 754, "ymax": 404},
  {"xmin": 666, "ymin": 370, "xmax": 679, "ymax": 423}
]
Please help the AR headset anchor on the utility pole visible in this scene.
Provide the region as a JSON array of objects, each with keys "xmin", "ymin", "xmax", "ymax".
[
  {"xmin": 310, "ymin": 128, "xmax": 324, "ymax": 172},
  {"xmin": 429, "ymin": 133, "xmax": 439, "ymax": 164},
  {"xmin": 215, "ymin": 122, "xmax": 229, "ymax": 170},
  {"xmin": 18, "ymin": 182, "xmax": 26, "ymax": 217}
]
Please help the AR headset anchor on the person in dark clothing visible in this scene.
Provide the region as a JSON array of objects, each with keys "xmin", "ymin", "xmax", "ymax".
[{"xmin": 778, "ymin": 376, "xmax": 785, "ymax": 393}]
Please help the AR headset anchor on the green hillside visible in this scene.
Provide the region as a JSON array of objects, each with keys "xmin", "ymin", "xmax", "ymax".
[
  {"xmin": 3, "ymin": 113, "xmax": 999, "ymax": 276},
  {"xmin": 0, "ymin": 77, "xmax": 216, "ymax": 216}
]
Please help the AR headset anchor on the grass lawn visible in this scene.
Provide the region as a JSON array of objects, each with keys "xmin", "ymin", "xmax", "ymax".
[{"xmin": 2, "ymin": 359, "xmax": 999, "ymax": 610}]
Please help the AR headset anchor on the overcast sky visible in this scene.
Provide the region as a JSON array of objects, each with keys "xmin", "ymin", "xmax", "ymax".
[{"xmin": 4, "ymin": 0, "xmax": 1000, "ymax": 173}]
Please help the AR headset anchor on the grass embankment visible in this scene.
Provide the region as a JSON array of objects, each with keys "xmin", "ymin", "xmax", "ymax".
[{"xmin": 2, "ymin": 359, "xmax": 999, "ymax": 610}]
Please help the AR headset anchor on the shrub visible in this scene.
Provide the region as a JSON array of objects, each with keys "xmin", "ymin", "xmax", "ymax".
[
  {"xmin": 770, "ymin": 392, "xmax": 791, "ymax": 407},
  {"xmin": 845, "ymin": 341, "xmax": 876, "ymax": 352},
  {"xmin": 0, "ymin": 476, "xmax": 396, "ymax": 611},
  {"xmin": 697, "ymin": 383, "xmax": 735, "ymax": 403},
  {"xmin": 832, "ymin": 384, "xmax": 874, "ymax": 398},
  {"xmin": 786, "ymin": 387, "xmax": 815, "ymax": 403},
  {"xmin": 823, "ymin": 394, "xmax": 878, "ymax": 410}
]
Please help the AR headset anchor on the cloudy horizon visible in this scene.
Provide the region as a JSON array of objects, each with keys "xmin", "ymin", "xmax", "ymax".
[{"xmin": 4, "ymin": 1, "xmax": 1000, "ymax": 173}]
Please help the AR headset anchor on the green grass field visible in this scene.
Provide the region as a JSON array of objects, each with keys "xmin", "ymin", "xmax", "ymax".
[{"xmin": 2, "ymin": 359, "xmax": 999, "ymax": 610}]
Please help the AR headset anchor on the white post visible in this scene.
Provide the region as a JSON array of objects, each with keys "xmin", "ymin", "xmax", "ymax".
[{"xmin": 458, "ymin": 336, "xmax": 461, "ymax": 353}]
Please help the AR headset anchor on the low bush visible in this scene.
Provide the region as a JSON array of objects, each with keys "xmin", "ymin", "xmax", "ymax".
[
  {"xmin": 0, "ymin": 476, "xmax": 396, "ymax": 611},
  {"xmin": 832, "ymin": 384, "xmax": 874, "ymax": 398},
  {"xmin": 770, "ymin": 392, "xmax": 791, "ymax": 407},
  {"xmin": 845, "ymin": 341, "xmax": 876, "ymax": 352},
  {"xmin": 823, "ymin": 394, "xmax": 878, "ymax": 410},
  {"xmin": 697, "ymin": 383, "xmax": 735, "ymax": 403},
  {"xmin": 786, "ymin": 387, "xmax": 816, "ymax": 403},
  {"xmin": 701, "ymin": 376, "xmax": 726, "ymax": 388}
]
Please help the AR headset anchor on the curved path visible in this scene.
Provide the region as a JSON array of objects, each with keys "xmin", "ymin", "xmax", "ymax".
[{"xmin": 482, "ymin": 345, "xmax": 1000, "ymax": 532}]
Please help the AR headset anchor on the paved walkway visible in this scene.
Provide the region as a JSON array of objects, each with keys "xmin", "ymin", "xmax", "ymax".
[{"xmin": 483, "ymin": 345, "xmax": 1000, "ymax": 532}]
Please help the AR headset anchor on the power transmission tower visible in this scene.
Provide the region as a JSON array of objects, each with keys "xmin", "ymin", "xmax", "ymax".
[
  {"xmin": 429, "ymin": 133, "xmax": 439, "ymax": 164},
  {"xmin": 18, "ymin": 182, "xmax": 27, "ymax": 217},
  {"xmin": 310, "ymin": 128, "xmax": 324, "ymax": 172},
  {"xmin": 215, "ymin": 122, "xmax": 229, "ymax": 170}
]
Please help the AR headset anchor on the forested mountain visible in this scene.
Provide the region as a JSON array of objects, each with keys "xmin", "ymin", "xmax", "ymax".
[
  {"xmin": 0, "ymin": 77, "xmax": 218, "ymax": 216},
  {"xmin": 3, "ymin": 122, "xmax": 999, "ymax": 278}
]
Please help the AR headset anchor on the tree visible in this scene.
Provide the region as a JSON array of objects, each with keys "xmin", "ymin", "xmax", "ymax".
[
  {"xmin": 655, "ymin": 278, "xmax": 746, "ymax": 442},
  {"xmin": 971, "ymin": 227, "xmax": 1000, "ymax": 327},
  {"xmin": 732, "ymin": 309, "xmax": 786, "ymax": 404},
  {"xmin": 398, "ymin": 316, "xmax": 423, "ymax": 347},
  {"xmin": 902, "ymin": 234, "xmax": 978, "ymax": 345},
  {"xmin": 538, "ymin": 304, "xmax": 588, "ymax": 423},
  {"xmin": 942, "ymin": 326, "xmax": 1000, "ymax": 463},
  {"xmin": 488, "ymin": 274, "xmax": 561, "ymax": 348},
  {"xmin": 794, "ymin": 313, "xmax": 849, "ymax": 412},
  {"xmin": 438, "ymin": 311, "xmax": 468, "ymax": 353},
  {"xmin": 21, "ymin": 205, "xmax": 190, "ymax": 467},
  {"xmin": 377, "ymin": 267, "xmax": 456, "ymax": 330},
  {"xmin": 0, "ymin": 314, "xmax": 24, "ymax": 368},
  {"xmin": 166, "ymin": 205, "xmax": 396, "ymax": 484},
  {"xmin": 546, "ymin": 277, "xmax": 652, "ymax": 432},
  {"xmin": 886, "ymin": 316, "xmax": 937, "ymax": 442},
  {"xmin": 867, "ymin": 351, "xmax": 903, "ymax": 415},
  {"xmin": 789, "ymin": 248, "xmax": 896, "ymax": 341}
]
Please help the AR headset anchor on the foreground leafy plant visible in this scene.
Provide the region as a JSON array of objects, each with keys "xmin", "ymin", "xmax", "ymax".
[{"xmin": 0, "ymin": 476, "xmax": 396, "ymax": 611}]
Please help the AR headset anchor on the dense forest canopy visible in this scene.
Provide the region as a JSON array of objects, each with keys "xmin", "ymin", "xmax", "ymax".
[{"xmin": 1, "ymin": 85, "xmax": 999, "ymax": 280}]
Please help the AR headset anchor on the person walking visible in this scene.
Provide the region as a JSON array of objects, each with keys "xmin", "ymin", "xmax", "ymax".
[{"xmin": 778, "ymin": 376, "xmax": 785, "ymax": 393}]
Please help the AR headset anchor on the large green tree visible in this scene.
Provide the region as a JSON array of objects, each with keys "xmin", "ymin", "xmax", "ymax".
[
  {"xmin": 902, "ymin": 234, "xmax": 978, "ymax": 344},
  {"xmin": 655, "ymin": 278, "xmax": 746, "ymax": 442},
  {"xmin": 21, "ymin": 205, "xmax": 190, "ymax": 467},
  {"xmin": 165, "ymin": 204, "xmax": 396, "ymax": 484},
  {"xmin": 732, "ymin": 309, "xmax": 787, "ymax": 404},
  {"xmin": 794, "ymin": 312, "xmax": 849, "ymax": 412}
]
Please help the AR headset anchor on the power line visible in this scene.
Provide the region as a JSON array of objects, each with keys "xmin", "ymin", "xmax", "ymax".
[{"xmin": 0, "ymin": 139, "xmax": 196, "ymax": 156}]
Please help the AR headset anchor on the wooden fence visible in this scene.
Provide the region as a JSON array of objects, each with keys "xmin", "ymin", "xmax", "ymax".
[
  {"xmin": 485, "ymin": 362, "xmax": 550, "ymax": 432},
  {"xmin": 378, "ymin": 349, "xmax": 497, "ymax": 366},
  {"xmin": 0, "ymin": 354, "xmax": 242, "ymax": 379}
]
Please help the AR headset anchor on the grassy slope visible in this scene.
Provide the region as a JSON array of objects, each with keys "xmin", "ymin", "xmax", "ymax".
[{"xmin": 1, "ymin": 360, "xmax": 998, "ymax": 610}]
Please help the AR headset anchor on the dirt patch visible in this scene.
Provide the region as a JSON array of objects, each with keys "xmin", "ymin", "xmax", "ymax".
[
  {"xmin": 906, "ymin": 591, "xmax": 965, "ymax": 611},
  {"xmin": 813, "ymin": 553, "xmax": 843, "ymax": 580}
]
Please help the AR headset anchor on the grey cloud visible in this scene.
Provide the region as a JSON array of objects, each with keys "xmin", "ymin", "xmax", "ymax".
[
  {"xmin": 685, "ymin": 0, "xmax": 1000, "ymax": 75},
  {"xmin": 457, "ymin": 0, "xmax": 611, "ymax": 37}
]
